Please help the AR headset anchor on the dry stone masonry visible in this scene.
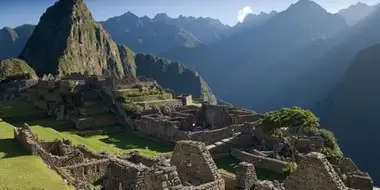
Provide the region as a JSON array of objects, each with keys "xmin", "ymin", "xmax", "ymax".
[{"xmin": 14, "ymin": 125, "xmax": 225, "ymax": 190}]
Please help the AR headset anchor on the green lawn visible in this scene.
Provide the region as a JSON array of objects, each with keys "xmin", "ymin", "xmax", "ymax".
[
  {"xmin": 20, "ymin": 119, "xmax": 173, "ymax": 157},
  {"xmin": 0, "ymin": 121, "xmax": 73, "ymax": 190},
  {"xmin": 0, "ymin": 100, "xmax": 45, "ymax": 118},
  {"xmin": 215, "ymin": 155, "xmax": 287, "ymax": 181}
]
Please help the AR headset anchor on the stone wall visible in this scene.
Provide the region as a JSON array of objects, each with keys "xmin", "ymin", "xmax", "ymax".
[
  {"xmin": 231, "ymin": 148, "xmax": 288, "ymax": 174},
  {"xmin": 220, "ymin": 172, "xmax": 236, "ymax": 190},
  {"xmin": 62, "ymin": 159, "xmax": 110, "ymax": 184},
  {"xmin": 235, "ymin": 162, "xmax": 257, "ymax": 190},
  {"xmin": 283, "ymin": 152, "xmax": 347, "ymax": 190},
  {"xmin": 124, "ymin": 93, "xmax": 173, "ymax": 102},
  {"xmin": 134, "ymin": 115, "xmax": 254, "ymax": 145},
  {"xmin": 134, "ymin": 116, "xmax": 189, "ymax": 142},
  {"xmin": 199, "ymin": 104, "xmax": 233, "ymax": 129},
  {"xmin": 137, "ymin": 99, "xmax": 183, "ymax": 110},
  {"xmin": 170, "ymin": 141, "xmax": 223, "ymax": 188},
  {"xmin": 103, "ymin": 158, "xmax": 147, "ymax": 190}
]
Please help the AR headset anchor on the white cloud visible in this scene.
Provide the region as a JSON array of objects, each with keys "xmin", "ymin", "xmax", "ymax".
[{"xmin": 237, "ymin": 6, "xmax": 253, "ymax": 23}]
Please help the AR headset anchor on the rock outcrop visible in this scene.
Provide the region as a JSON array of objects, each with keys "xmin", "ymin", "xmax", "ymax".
[
  {"xmin": 19, "ymin": 0, "xmax": 134, "ymax": 79},
  {"xmin": 0, "ymin": 58, "xmax": 38, "ymax": 81}
]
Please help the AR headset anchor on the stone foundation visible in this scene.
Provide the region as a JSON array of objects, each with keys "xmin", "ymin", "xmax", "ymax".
[{"xmin": 231, "ymin": 148, "xmax": 288, "ymax": 174}]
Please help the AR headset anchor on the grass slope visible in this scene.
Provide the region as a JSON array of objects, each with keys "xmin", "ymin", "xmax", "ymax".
[
  {"xmin": 21, "ymin": 119, "xmax": 173, "ymax": 157},
  {"xmin": 0, "ymin": 121, "xmax": 73, "ymax": 190}
]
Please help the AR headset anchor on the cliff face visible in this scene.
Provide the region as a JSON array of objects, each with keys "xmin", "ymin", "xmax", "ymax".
[
  {"xmin": 0, "ymin": 58, "xmax": 38, "ymax": 81},
  {"xmin": 19, "ymin": 0, "xmax": 133, "ymax": 78},
  {"xmin": 134, "ymin": 53, "xmax": 217, "ymax": 104}
]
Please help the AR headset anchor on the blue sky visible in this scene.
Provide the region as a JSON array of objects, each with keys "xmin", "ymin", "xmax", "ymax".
[{"xmin": 1, "ymin": 0, "xmax": 380, "ymax": 28}]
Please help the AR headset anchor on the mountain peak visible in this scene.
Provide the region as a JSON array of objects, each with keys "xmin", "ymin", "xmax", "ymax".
[
  {"xmin": 19, "ymin": 0, "xmax": 133, "ymax": 78},
  {"xmin": 291, "ymin": 0, "xmax": 324, "ymax": 9},
  {"xmin": 154, "ymin": 13, "xmax": 169, "ymax": 20}
]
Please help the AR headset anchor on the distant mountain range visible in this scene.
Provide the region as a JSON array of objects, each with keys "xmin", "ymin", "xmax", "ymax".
[{"xmin": 338, "ymin": 2, "xmax": 380, "ymax": 26}]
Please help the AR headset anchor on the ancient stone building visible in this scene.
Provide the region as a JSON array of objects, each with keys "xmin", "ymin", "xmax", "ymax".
[{"xmin": 14, "ymin": 125, "xmax": 225, "ymax": 190}]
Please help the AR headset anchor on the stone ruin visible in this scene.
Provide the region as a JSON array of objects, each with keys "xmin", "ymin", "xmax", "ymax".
[
  {"xmin": 220, "ymin": 152, "xmax": 372, "ymax": 190},
  {"xmin": 133, "ymin": 104, "xmax": 262, "ymax": 145},
  {"xmin": 14, "ymin": 124, "xmax": 225, "ymax": 190}
]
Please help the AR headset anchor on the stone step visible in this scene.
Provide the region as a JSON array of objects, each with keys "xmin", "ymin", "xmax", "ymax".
[
  {"xmin": 79, "ymin": 104, "xmax": 109, "ymax": 116},
  {"xmin": 71, "ymin": 113, "xmax": 119, "ymax": 130}
]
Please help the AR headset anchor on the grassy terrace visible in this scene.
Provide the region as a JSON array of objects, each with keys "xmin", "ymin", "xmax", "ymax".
[
  {"xmin": 0, "ymin": 99, "xmax": 173, "ymax": 189},
  {"xmin": 0, "ymin": 121, "xmax": 73, "ymax": 190},
  {"xmin": 0, "ymin": 100, "xmax": 45, "ymax": 118},
  {"xmin": 24, "ymin": 121, "xmax": 173, "ymax": 157},
  {"xmin": 215, "ymin": 155, "xmax": 287, "ymax": 181}
]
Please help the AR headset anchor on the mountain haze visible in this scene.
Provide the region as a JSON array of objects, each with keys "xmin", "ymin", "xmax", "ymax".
[
  {"xmin": 0, "ymin": 24, "xmax": 34, "ymax": 60},
  {"xmin": 338, "ymin": 2, "xmax": 380, "ymax": 26},
  {"xmin": 323, "ymin": 44, "xmax": 380, "ymax": 184},
  {"xmin": 101, "ymin": 12, "xmax": 203, "ymax": 55}
]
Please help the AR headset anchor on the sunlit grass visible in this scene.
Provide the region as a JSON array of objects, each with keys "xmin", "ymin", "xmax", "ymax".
[{"xmin": 0, "ymin": 121, "xmax": 73, "ymax": 190}]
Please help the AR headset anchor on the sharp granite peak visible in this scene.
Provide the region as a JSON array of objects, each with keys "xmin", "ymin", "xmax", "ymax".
[{"xmin": 19, "ymin": 0, "xmax": 133, "ymax": 78}]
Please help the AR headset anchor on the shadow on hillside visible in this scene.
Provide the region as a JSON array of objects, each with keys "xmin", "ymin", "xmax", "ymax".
[
  {"xmin": 0, "ymin": 138, "xmax": 29, "ymax": 158},
  {"xmin": 100, "ymin": 133, "xmax": 173, "ymax": 153}
]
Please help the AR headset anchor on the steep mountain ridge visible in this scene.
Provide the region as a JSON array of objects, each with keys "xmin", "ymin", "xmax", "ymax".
[
  {"xmin": 0, "ymin": 24, "xmax": 34, "ymax": 60},
  {"xmin": 338, "ymin": 2, "xmax": 380, "ymax": 26},
  {"xmin": 101, "ymin": 12, "xmax": 203, "ymax": 55},
  {"xmin": 134, "ymin": 53, "xmax": 217, "ymax": 104},
  {"xmin": 153, "ymin": 13, "xmax": 230, "ymax": 43},
  {"xmin": 323, "ymin": 44, "xmax": 380, "ymax": 185},
  {"xmin": 175, "ymin": 0, "xmax": 348, "ymax": 103},
  {"xmin": 19, "ymin": 0, "xmax": 132, "ymax": 78}
]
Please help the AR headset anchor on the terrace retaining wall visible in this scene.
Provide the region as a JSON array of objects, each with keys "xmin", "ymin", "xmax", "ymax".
[{"xmin": 231, "ymin": 148, "xmax": 288, "ymax": 174}]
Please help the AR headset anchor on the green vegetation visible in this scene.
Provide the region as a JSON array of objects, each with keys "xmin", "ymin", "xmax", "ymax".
[
  {"xmin": 214, "ymin": 155, "xmax": 286, "ymax": 181},
  {"xmin": 117, "ymin": 89, "xmax": 170, "ymax": 98},
  {"xmin": 283, "ymin": 161, "xmax": 298, "ymax": 175},
  {"xmin": 124, "ymin": 103, "xmax": 143, "ymax": 117},
  {"xmin": 0, "ymin": 100, "xmax": 45, "ymax": 118},
  {"xmin": 0, "ymin": 58, "xmax": 38, "ymax": 81},
  {"xmin": 262, "ymin": 106, "xmax": 319, "ymax": 134},
  {"xmin": 261, "ymin": 107, "xmax": 342, "ymax": 159},
  {"xmin": 0, "ymin": 121, "xmax": 73, "ymax": 190},
  {"xmin": 24, "ymin": 121, "xmax": 173, "ymax": 157}
]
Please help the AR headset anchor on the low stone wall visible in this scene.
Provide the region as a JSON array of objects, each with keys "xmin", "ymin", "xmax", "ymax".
[
  {"xmin": 103, "ymin": 158, "xmax": 148, "ymax": 190},
  {"xmin": 125, "ymin": 93, "xmax": 173, "ymax": 102},
  {"xmin": 231, "ymin": 148, "xmax": 288, "ymax": 174},
  {"xmin": 220, "ymin": 172, "xmax": 236, "ymax": 190},
  {"xmin": 135, "ymin": 116, "xmax": 252, "ymax": 145},
  {"xmin": 137, "ymin": 99, "xmax": 183, "ymax": 110},
  {"xmin": 191, "ymin": 179, "xmax": 225, "ymax": 190},
  {"xmin": 61, "ymin": 159, "xmax": 110, "ymax": 184},
  {"xmin": 134, "ymin": 118, "xmax": 189, "ymax": 142}
]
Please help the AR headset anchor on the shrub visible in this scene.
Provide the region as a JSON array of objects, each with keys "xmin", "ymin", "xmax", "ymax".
[
  {"xmin": 317, "ymin": 129, "xmax": 343, "ymax": 159},
  {"xmin": 261, "ymin": 106, "xmax": 319, "ymax": 135},
  {"xmin": 283, "ymin": 162, "xmax": 297, "ymax": 174}
]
